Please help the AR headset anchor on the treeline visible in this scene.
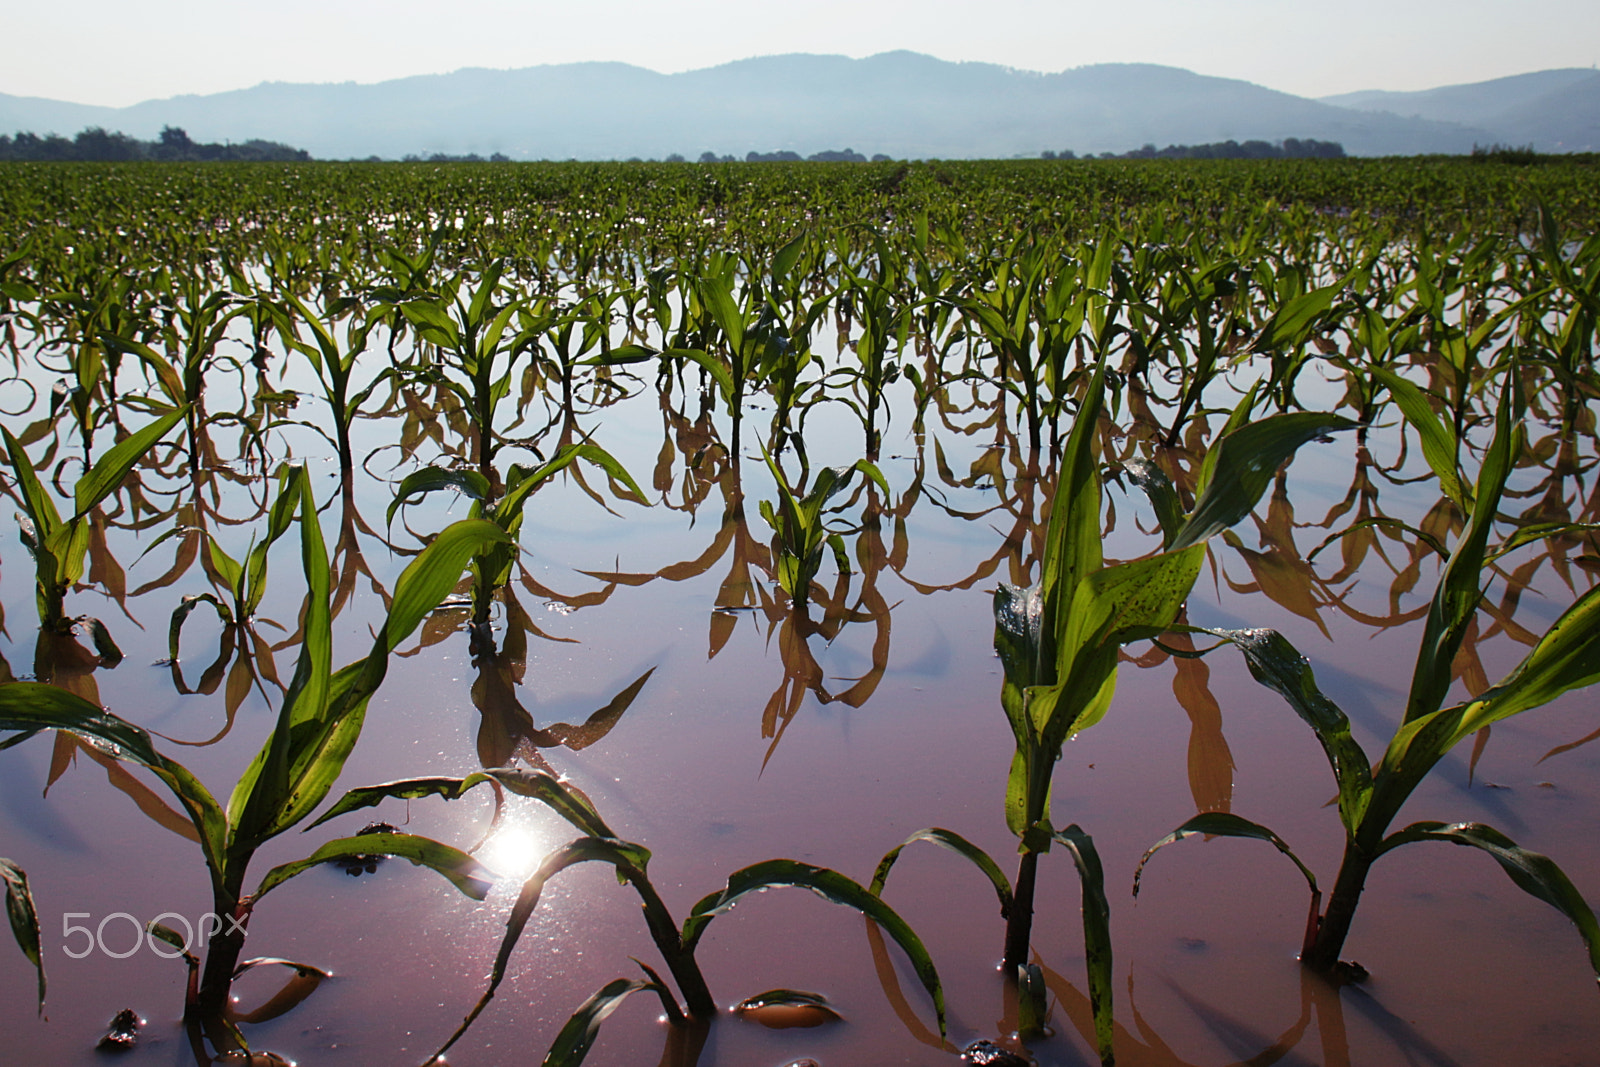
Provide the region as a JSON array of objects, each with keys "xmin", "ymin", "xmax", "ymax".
[
  {"xmin": 694, "ymin": 148, "xmax": 894, "ymax": 163},
  {"xmin": 0, "ymin": 125, "xmax": 311, "ymax": 162},
  {"xmin": 1044, "ymin": 137, "xmax": 1346, "ymax": 161}
]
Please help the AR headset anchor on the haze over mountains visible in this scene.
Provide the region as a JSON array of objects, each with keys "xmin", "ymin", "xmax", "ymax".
[{"xmin": 2, "ymin": 51, "xmax": 1596, "ymax": 161}]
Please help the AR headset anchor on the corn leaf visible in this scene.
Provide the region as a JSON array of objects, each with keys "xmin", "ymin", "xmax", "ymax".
[
  {"xmin": 680, "ymin": 858, "xmax": 946, "ymax": 1036},
  {"xmin": 253, "ymin": 832, "xmax": 495, "ymax": 901},
  {"xmin": 1, "ymin": 858, "xmax": 45, "ymax": 1014},
  {"xmin": 1051, "ymin": 825, "xmax": 1114, "ymax": 1066},
  {"xmin": 1375, "ymin": 821, "xmax": 1600, "ymax": 979}
]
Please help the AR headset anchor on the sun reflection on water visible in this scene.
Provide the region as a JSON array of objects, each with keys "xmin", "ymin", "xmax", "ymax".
[{"xmin": 476, "ymin": 820, "xmax": 557, "ymax": 880}]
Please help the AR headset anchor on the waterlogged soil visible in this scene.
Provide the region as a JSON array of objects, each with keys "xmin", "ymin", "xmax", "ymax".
[{"xmin": 2, "ymin": 347, "xmax": 1598, "ymax": 1067}]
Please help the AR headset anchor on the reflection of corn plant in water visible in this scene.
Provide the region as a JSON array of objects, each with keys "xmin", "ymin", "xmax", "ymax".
[{"xmin": 1138, "ymin": 374, "xmax": 1600, "ymax": 981}]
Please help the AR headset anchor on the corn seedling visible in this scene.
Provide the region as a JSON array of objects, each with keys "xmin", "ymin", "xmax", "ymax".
[
  {"xmin": 0, "ymin": 466, "xmax": 509, "ymax": 1054},
  {"xmin": 3, "ymin": 407, "xmax": 185, "ymax": 633},
  {"xmin": 307, "ymin": 766, "xmax": 946, "ymax": 1061},
  {"xmin": 1137, "ymin": 373, "xmax": 1600, "ymax": 980}
]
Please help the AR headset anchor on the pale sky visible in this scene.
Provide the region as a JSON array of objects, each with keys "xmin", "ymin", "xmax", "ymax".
[{"xmin": 5, "ymin": 0, "xmax": 1597, "ymax": 107}]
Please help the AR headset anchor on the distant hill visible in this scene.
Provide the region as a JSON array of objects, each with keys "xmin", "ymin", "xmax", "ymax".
[
  {"xmin": 3, "ymin": 52, "xmax": 1591, "ymax": 161},
  {"xmin": 1321, "ymin": 68, "xmax": 1600, "ymax": 152}
]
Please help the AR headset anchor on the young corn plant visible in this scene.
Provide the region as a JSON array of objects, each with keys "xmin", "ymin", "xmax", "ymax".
[
  {"xmin": 388, "ymin": 442, "xmax": 644, "ymax": 631},
  {"xmin": 758, "ymin": 451, "xmax": 888, "ymax": 612},
  {"xmin": 3, "ymin": 407, "xmax": 186, "ymax": 634},
  {"xmin": 306, "ymin": 766, "xmax": 947, "ymax": 1062},
  {"xmin": 0, "ymin": 466, "xmax": 508, "ymax": 1053},
  {"xmin": 873, "ymin": 367, "xmax": 1355, "ymax": 1064},
  {"xmin": 1136, "ymin": 373, "xmax": 1600, "ymax": 981},
  {"xmin": 270, "ymin": 291, "xmax": 389, "ymax": 476}
]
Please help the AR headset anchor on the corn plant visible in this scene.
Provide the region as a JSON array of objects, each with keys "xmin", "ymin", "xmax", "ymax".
[
  {"xmin": 270, "ymin": 291, "xmax": 389, "ymax": 475},
  {"xmin": 1137, "ymin": 374, "xmax": 1600, "ymax": 980},
  {"xmin": 0, "ymin": 466, "xmax": 509, "ymax": 1053},
  {"xmin": 873, "ymin": 368, "xmax": 1354, "ymax": 1063},
  {"xmin": 3, "ymin": 407, "xmax": 185, "ymax": 633},
  {"xmin": 388, "ymin": 442, "xmax": 644, "ymax": 630},
  {"xmin": 758, "ymin": 451, "xmax": 888, "ymax": 611},
  {"xmin": 306, "ymin": 766, "xmax": 947, "ymax": 1060}
]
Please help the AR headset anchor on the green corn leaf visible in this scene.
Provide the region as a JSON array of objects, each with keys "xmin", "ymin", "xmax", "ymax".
[
  {"xmin": 2, "ymin": 426, "xmax": 62, "ymax": 537},
  {"xmin": 382, "ymin": 519, "xmax": 511, "ymax": 653},
  {"xmin": 1045, "ymin": 544, "xmax": 1206, "ymax": 739},
  {"xmin": 386, "ymin": 467, "xmax": 493, "ymax": 529},
  {"xmin": 1051, "ymin": 825, "xmax": 1114, "ymax": 1067},
  {"xmin": 1124, "ymin": 459, "xmax": 1183, "ymax": 549},
  {"xmin": 1194, "ymin": 382, "xmax": 1260, "ymax": 497},
  {"xmin": 870, "ymin": 828, "xmax": 1014, "ymax": 918},
  {"xmin": 307, "ymin": 773, "xmax": 496, "ymax": 830},
  {"xmin": 1171, "ymin": 412, "xmax": 1358, "ymax": 551},
  {"xmin": 0, "ymin": 683, "xmax": 229, "ymax": 896},
  {"xmin": 1406, "ymin": 375, "xmax": 1518, "ymax": 724},
  {"xmin": 1, "ymin": 858, "xmax": 45, "ymax": 1014},
  {"xmin": 1134, "ymin": 811, "xmax": 1320, "ymax": 899},
  {"xmin": 499, "ymin": 444, "xmax": 646, "ymax": 521},
  {"xmin": 1037, "ymin": 359, "xmax": 1109, "ymax": 675},
  {"xmin": 253, "ymin": 832, "xmax": 495, "ymax": 902},
  {"xmin": 1200, "ymin": 628, "xmax": 1373, "ymax": 834},
  {"xmin": 542, "ymin": 977, "xmax": 668, "ymax": 1067},
  {"xmin": 680, "ymin": 859, "xmax": 946, "ymax": 1036},
  {"xmin": 230, "ymin": 467, "xmax": 331, "ymax": 846},
  {"xmin": 1488, "ymin": 521, "xmax": 1600, "ymax": 564},
  {"xmin": 666, "ymin": 348, "xmax": 735, "ymax": 406},
  {"xmin": 1369, "ymin": 366, "xmax": 1466, "ymax": 509},
  {"xmin": 1251, "ymin": 279, "xmax": 1344, "ymax": 353},
  {"xmin": 1375, "ymin": 821, "xmax": 1600, "ymax": 979},
  {"xmin": 206, "ymin": 537, "xmax": 244, "ymax": 595},
  {"xmin": 71, "ymin": 405, "xmax": 187, "ymax": 518},
  {"xmin": 1455, "ymin": 581, "xmax": 1600, "ymax": 737}
]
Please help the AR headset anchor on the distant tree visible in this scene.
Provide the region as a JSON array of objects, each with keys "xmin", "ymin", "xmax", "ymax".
[
  {"xmin": 698, "ymin": 151, "xmax": 720, "ymax": 163},
  {"xmin": 871, "ymin": 153, "xmax": 893, "ymax": 162},
  {"xmin": 807, "ymin": 147, "xmax": 866, "ymax": 162},
  {"xmin": 665, "ymin": 153, "xmax": 686, "ymax": 163}
]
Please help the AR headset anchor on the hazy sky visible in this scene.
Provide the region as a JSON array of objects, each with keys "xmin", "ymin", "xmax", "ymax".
[{"xmin": 6, "ymin": 0, "xmax": 1597, "ymax": 107}]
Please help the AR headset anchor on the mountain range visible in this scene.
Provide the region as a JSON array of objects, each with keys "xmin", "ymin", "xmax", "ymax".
[{"xmin": 2, "ymin": 52, "xmax": 1597, "ymax": 161}]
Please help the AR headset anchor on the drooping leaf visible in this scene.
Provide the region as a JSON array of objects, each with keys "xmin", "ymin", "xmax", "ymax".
[
  {"xmin": 0, "ymin": 683, "xmax": 228, "ymax": 896},
  {"xmin": 1134, "ymin": 811, "xmax": 1320, "ymax": 899},
  {"xmin": 253, "ymin": 832, "xmax": 495, "ymax": 901},
  {"xmin": 542, "ymin": 977, "xmax": 670, "ymax": 1067},
  {"xmin": 386, "ymin": 466, "xmax": 492, "ymax": 529},
  {"xmin": 870, "ymin": 827, "xmax": 1014, "ymax": 918},
  {"xmin": 681, "ymin": 859, "xmax": 946, "ymax": 1036},
  {"xmin": 1199, "ymin": 628, "xmax": 1373, "ymax": 834},
  {"xmin": 428, "ymin": 836, "xmax": 655, "ymax": 1065},
  {"xmin": 1051, "ymin": 825, "xmax": 1114, "ymax": 1066},
  {"xmin": 1376, "ymin": 821, "xmax": 1600, "ymax": 979}
]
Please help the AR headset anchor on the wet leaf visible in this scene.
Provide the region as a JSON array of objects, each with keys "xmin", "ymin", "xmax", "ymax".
[
  {"xmin": 1, "ymin": 857, "xmax": 45, "ymax": 1013},
  {"xmin": 681, "ymin": 858, "xmax": 946, "ymax": 1036},
  {"xmin": 254, "ymin": 832, "xmax": 495, "ymax": 901}
]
